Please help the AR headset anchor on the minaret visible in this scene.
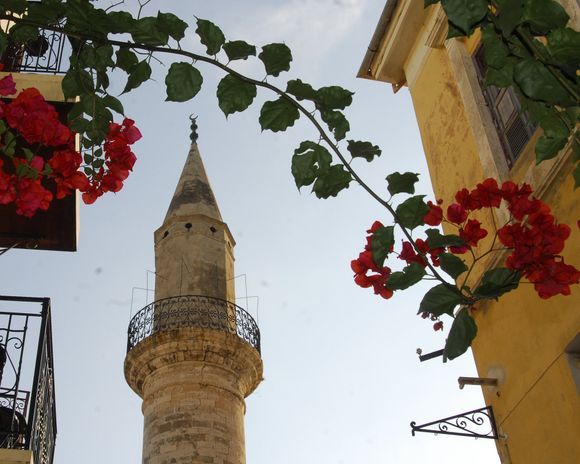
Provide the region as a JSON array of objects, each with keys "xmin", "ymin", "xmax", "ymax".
[{"xmin": 124, "ymin": 119, "xmax": 263, "ymax": 464}]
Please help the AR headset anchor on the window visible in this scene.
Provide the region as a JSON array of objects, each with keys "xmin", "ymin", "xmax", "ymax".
[
  {"xmin": 473, "ymin": 46, "xmax": 536, "ymax": 167},
  {"xmin": 566, "ymin": 333, "xmax": 580, "ymax": 395}
]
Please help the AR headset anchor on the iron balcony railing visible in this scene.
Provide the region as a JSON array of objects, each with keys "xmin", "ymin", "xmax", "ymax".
[
  {"xmin": 0, "ymin": 296, "xmax": 57, "ymax": 464},
  {"xmin": 127, "ymin": 295, "xmax": 261, "ymax": 354},
  {"xmin": 0, "ymin": 12, "xmax": 68, "ymax": 74}
]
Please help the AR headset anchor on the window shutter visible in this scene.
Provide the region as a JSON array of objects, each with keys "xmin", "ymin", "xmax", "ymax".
[{"xmin": 473, "ymin": 47, "xmax": 536, "ymax": 167}]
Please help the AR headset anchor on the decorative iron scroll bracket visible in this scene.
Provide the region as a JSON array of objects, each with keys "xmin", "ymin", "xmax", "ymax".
[{"xmin": 411, "ymin": 406, "xmax": 499, "ymax": 439}]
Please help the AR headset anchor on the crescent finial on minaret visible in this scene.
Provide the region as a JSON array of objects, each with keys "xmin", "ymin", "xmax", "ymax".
[{"xmin": 189, "ymin": 114, "xmax": 198, "ymax": 143}]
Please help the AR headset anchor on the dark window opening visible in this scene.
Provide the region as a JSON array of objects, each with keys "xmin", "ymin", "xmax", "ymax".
[{"xmin": 473, "ymin": 46, "xmax": 536, "ymax": 167}]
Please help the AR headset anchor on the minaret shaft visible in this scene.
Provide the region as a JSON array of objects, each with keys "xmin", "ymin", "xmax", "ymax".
[{"xmin": 125, "ymin": 135, "xmax": 262, "ymax": 464}]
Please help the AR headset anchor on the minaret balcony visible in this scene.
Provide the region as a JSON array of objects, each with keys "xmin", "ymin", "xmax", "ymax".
[{"xmin": 126, "ymin": 295, "xmax": 261, "ymax": 355}]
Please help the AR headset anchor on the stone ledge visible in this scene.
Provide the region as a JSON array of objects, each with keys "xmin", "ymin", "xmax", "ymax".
[{"xmin": 124, "ymin": 327, "xmax": 263, "ymax": 399}]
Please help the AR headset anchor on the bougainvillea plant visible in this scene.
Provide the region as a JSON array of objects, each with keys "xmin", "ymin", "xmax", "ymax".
[
  {"xmin": 352, "ymin": 176, "xmax": 579, "ymax": 359},
  {"xmin": 0, "ymin": 73, "xmax": 141, "ymax": 217},
  {"xmin": 0, "ymin": 0, "xmax": 577, "ymax": 359}
]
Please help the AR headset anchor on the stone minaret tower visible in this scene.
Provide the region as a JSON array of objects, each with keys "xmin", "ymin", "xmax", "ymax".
[{"xmin": 124, "ymin": 119, "xmax": 263, "ymax": 464}]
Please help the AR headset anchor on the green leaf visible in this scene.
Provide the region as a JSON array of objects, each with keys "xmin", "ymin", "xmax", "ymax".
[
  {"xmin": 312, "ymin": 164, "xmax": 351, "ymax": 199},
  {"xmin": 547, "ymin": 28, "xmax": 580, "ymax": 65},
  {"xmin": 386, "ymin": 172, "xmax": 419, "ymax": 196},
  {"xmin": 523, "ymin": 0, "xmax": 569, "ymax": 34},
  {"xmin": 495, "ymin": 0, "xmax": 524, "ymax": 35},
  {"xmin": 66, "ymin": 0, "xmax": 108, "ymax": 37},
  {"xmin": 386, "ymin": 263, "xmax": 426, "ymax": 290},
  {"xmin": 157, "ymin": 11, "xmax": 188, "ymax": 41},
  {"xmin": 473, "ymin": 268, "xmax": 521, "ymax": 299},
  {"xmin": 61, "ymin": 68, "xmax": 94, "ymax": 98},
  {"xmin": 371, "ymin": 226, "xmax": 395, "ymax": 268},
  {"xmin": 286, "ymin": 79, "xmax": 318, "ymax": 101},
  {"xmin": 196, "ymin": 18, "xmax": 226, "ymax": 55},
  {"xmin": 441, "ymin": 0, "xmax": 488, "ymax": 35},
  {"xmin": 514, "ymin": 59, "xmax": 571, "ymax": 105},
  {"xmin": 485, "ymin": 61, "xmax": 514, "ymax": 88},
  {"xmin": 444, "ymin": 309, "xmax": 477, "ymax": 360},
  {"xmin": 321, "ymin": 109, "xmax": 350, "ymax": 141},
  {"xmin": 538, "ymin": 110, "xmax": 570, "ymax": 139},
  {"xmin": 107, "ymin": 11, "xmax": 135, "ymax": 33},
  {"xmin": 259, "ymin": 97, "xmax": 300, "ymax": 132},
  {"xmin": 424, "ymin": 0, "xmax": 441, "ymax": 5},
  {"xmin": 123, "ymin": 60, "xmax": 151, "ymax": 94},
  {"xmin": 223, "ymin": 40, "xmax": 256, "ymax": 61},
  {"xmin": 291, "ymin": 141, "xmax": 332, "ymax": 189},
  {"xmin": 67, "ymin": 102, "xmax": 85, "ymax": 122},
  {"xmin": 216, "ymin": 74, "xmax": 257, "ymax": 117},
  {"xmin": 259, "ymin": 43, "xmax": 292, "ymax": 77},
  {"xmin": 1, "ymin": 0, "xmax": 27, "ymax": 14},
  {"xmin": 9, "ymin": 24, "xmax": 38, "ymax": 44},
  {"xmin": 116, "ymin": 48, "xmax": 138, "ymax": 72},
  {"xmin": 535, "ymin": 135, "xmax": 567, "ymax": 163},
  {"xmin": 347, "ymin": 140, "xmax": 381, "ymax": 162},
  {"xmin": 315, "ymin": 86, "xmax": 354, "ymax": 110},
  {"xmin": 165, "ymin": 62, "xmax": 203, "ymax": 102},
  {"xmin": 103, "ymin": 95, "xmax": 124, "ymax": 115},
  {"xmin": 481, "ymin": 24, "xmax": 509, "ymax": 68},
  {"xmin": 425, "ymin": 228, "xmax": 466, "ymax": 248},
  {"xmin": 447, "ymin": 21, "xmax": 467, "ymax": 39},
  {"xmin": 95, "ymin": 44, "xmax": 115, "ymax": 68},
  {"xmin": 62, "ymin": 70, "xmax": 80, "ymax": 99},
  {"xmin": 439, "ymin": 253, "xmax": 468, "ymax": 279},
  {"xmin": 419, "ymin": 283, "xmax": 466, "ymax": 317},
  {"xmin": 395, "ymin": 195, "xmax": 430, "ymax": 230},
  {"xmin": 131, "ymin": 17, "xmax": 169, "ymax": 46},
  {"xmin": 69, "ymin": 117, "xmax": 90, "ymax": 133},
  {"xmin": 3, "ymin": 130, "xmax": 16, "ymax": 156}
]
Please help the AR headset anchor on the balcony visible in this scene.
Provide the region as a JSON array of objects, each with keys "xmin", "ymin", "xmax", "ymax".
[
  {"xmin": 0, "ymin": 296, "xmax": 57, "ymax": 464},
  {"xmin": 127, "ymin": 295, "xmax": 261, "ymax": 355},
  {"xmin": 0, "ymin": 16, "xmax": 68, "ymax": 75}
]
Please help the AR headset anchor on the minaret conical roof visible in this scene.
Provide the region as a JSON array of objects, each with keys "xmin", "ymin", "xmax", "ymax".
[{"xmin": 164, "ymin": 121, "xmax": 223, "ymax": 223}]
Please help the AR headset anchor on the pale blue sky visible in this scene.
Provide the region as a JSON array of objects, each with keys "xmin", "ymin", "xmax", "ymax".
[{"xmin": 2, "ymin": 1, "xmax": 500, "ymax": 462}]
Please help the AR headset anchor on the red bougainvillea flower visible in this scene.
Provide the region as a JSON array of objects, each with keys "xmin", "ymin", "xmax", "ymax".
[
  {"xmin": 0, "ymin": 74, "xmax": 16, "ymax": 96},
  {"xmin": 47, "ymin": 149, "xmax": 90, "ymax": 199},
  {"xmin": 351, "ymin": 222, "xmax": 394, "ymax": 299},
  {"xmin": 459, "ymin": 219, "xmax": 488, "ymax": 247},
  {"xmin": 455, "ymin": 187, "xmax": 480, "ymax": 210},
  {"xmin": 423, "ymin": 200, "xmax": 443, "ymax": 226},
  {"xmin": 447, "ymin": 203, "xmax": 468, "ymax": 224},
  {"xmin": 14, "ymin": 178, "xmax": 53, "ymax": 218},
  {"xmin": 0, "ymin": 160, "xmax": 16, "ymax": 205},
  {"xmin": 433, "ymin": 321, "xmax": 444, "ymax": 331},
  {"xmin": 4, "ymin": 88, "xmax": 73, "ymax": 147},
  {"xmin": 352, "ymin": 178, "xmax": 578, "ymax": 302},
  {"xmin": 471, "ymin": 178, "xmax": 502, "ymax": 208},
  {"xmin": 399, "ymin": 240, "xmax": 423, "ymax": 266}
]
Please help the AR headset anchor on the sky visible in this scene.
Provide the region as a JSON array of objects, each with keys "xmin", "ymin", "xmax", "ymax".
[{"xmin": 2, "ymin": 1, "xmax": 501, "ymax": 462}]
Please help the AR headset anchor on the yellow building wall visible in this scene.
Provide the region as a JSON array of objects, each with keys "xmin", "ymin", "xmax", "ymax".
[
  {"xmin": 0, "ymin": 449, "xmax": 34, "ymax": 464},
  {"xmin": 405, "ymin": 37, "xmax": 580, "ymax": 464}
]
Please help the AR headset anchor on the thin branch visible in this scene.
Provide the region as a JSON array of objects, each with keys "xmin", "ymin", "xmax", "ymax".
[{"xmin": 1, "ymin": 13, "xmax": 454, "ymax": 288}]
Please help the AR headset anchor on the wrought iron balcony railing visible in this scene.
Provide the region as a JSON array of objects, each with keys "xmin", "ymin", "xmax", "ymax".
[
  {"xmin": 127, "ymin": 295, "xmax": 261, "ymax": 354},
  {"xmin": 0, "ymin": 16, "xmax": 68, "ymax": 74},
  {"xmin": 0, "ymin": 296, "xmax": 57, "ymax": 464}
]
